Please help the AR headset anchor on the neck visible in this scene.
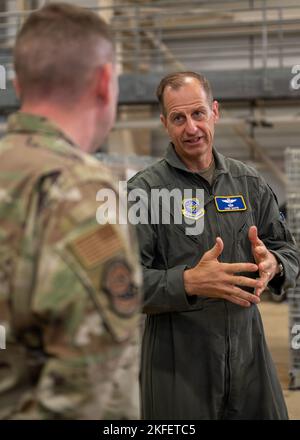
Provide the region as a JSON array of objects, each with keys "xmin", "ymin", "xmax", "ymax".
[
  {"xmin": 20, "ymin": 101, "xmax": 98, "ymax": 153},
  {"xmin": 181, "ymin": 151, "xmax": 213, "ymax": 172}
]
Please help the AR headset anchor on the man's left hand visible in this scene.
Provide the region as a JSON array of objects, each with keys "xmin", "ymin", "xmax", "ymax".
[{"xmin": 248, "ymin": 225, "xmax": 280, "ymax": 296}]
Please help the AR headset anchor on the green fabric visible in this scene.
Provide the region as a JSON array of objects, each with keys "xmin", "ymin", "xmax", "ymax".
[
  {"xmin": 128, "ymin": 143, "xmax": 300, "ymax": 420},
  {"xmin": 0, "ymin": 112, "xmax": 142, "ymax": 420}
]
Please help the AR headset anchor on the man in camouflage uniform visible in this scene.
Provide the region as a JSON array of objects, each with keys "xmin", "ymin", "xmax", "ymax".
[{"xmin": 0, "ymin": 3, "xmax": 142, "ymax": 419}]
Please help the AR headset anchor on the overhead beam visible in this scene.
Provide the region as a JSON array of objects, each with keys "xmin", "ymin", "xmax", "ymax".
[
  {"xmin": 1, "ymin": 67, "xmax": 300, "ymax": 112},
  {"xmin": 118, "ymin": 68, "xmax": 300, "ymax": 105}
]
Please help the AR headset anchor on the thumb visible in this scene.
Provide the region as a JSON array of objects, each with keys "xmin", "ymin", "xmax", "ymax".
[
  {"xmin": 202, "ymin": 237, "xmax": 224, "ymax": 261},
  {"xmin": 248, "ymin": 225, "xmax": 258, "ymax": 246}
]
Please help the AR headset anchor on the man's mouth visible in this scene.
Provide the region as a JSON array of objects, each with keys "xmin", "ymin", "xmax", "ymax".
[{"xmin": 183, "ymin": 136, "xmax": 204, "ymax": 145}]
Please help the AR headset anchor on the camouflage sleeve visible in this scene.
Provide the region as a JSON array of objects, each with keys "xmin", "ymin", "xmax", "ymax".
[{"xmin": 13, "ymin": 175, "xmax": 142, "ymax": 420}]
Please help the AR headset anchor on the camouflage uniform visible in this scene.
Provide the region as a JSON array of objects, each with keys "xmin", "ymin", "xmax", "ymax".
[{"xmin": 0, "ymin": 112, "xmax": 142, "ymax": 419}]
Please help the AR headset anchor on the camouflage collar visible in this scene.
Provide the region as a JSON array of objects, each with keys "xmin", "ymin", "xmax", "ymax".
[
  {"xmin": 7, "ymin": 112, "xmax": 78, "ymax": 148},
  {"xmin": 165, "ymin": 142, "xmax": 229, "ymax": 176}
]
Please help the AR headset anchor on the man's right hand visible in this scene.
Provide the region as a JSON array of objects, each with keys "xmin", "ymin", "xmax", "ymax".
[{"xmin": 183, "ymin": 237, "xmax": 262, "ymax": 307}]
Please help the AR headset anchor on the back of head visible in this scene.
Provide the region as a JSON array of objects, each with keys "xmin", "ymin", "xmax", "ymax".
[{"xmin": 14, "ymin": 2, "xmax": 114, "ymax": 106}]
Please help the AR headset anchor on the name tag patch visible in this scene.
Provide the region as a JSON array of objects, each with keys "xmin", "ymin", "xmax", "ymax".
[{"xmin": 215, "ymin": 195, "xmax": 247, "ymax": 212}]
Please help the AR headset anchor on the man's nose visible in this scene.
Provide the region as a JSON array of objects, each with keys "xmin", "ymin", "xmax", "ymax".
[{"xmin": 185, "ymin": 117, "xmax": 198, "ymax": 135}]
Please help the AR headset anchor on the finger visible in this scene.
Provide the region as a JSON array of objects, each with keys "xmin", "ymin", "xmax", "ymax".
[
  {"xmin": 227, "ymin": 275, "xmax": 264, "ymax": 289},
  {"xmin": 254, "ymin": 246, "xmax": 268, "ymax": 258},
  {"xmin": 259, "ymin": 261, "xmax": 272, "ymax": 273},
  {"xmin": 255, "ymin": 284, "xmax": 267, "ymax": 297},
  {"xmin": 223, "ymin": 294, "xmax": 251, "ymax": 308},
  {"xmin": 222, "ymin": 285, "xmax": 261, "ymax": 304},
  {"xmin": 222, "ymin": 262, "xmax": 258, "ymax": 273},
  {"xmin": 248, "ymin": 225, "xmax": 258, "ymax": 245},
  {"xmin": 202, "ymin": 237, "xmax": 224, "ymax": 261},
  {"xmin": 258, "ymin": 270, "xmax": 271, "ymax": 283},
  {"xmin": 231, "ymin": 286, "xmax": 261, "ymax": 304},
  {"xmin": 254, "ymin": 272, "xmax": 270, "ymax": 296},
  {"xmin": 248, "ymin": 225, "xmax": 264, "ymax": 247}
]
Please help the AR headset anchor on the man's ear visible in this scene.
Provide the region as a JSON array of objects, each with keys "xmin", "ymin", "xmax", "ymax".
[
  {"xmin": 95, "ymin": 63, "xmax": 113, "ymax": 104},
  {"xmin": 212, "ymin": 100, "xmax": 219, "ymax": 122}
]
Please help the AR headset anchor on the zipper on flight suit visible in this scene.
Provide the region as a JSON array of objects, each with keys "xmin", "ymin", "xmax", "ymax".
[
  {"xmin": 220, "ymin": 301, "xmax": 232, "ymax": 420},
  {"xmin": 198, "ymin": 174, "xmax": 223, "ymax": 256},
  {"xmin": 211, "ymin": 175, "xmax": 226, "ymax": 260},
  {"xmin": 209, "ymin": 173, "xmax": 232, "ymax": 419},
  {"xmin": 197, "ymin": 173, "xmax": 232, "ymax": 419}
]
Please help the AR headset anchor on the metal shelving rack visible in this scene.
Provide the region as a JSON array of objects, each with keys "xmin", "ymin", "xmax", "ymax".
[{"xmin": 286, "ymin": 148, "xmax": 300, "ymax": 389}]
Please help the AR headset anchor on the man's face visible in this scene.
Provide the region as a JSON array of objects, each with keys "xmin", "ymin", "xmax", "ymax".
[{"xmin": 161, "ymin": 77, "xmax": 219, "ymax": 166}]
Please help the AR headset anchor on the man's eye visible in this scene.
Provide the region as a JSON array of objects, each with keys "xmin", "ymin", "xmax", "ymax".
[
  {"xmin": 173, "ymin": 115, "xmax": 183, "ymax": 123},
  {"xmin": 193, "ymin": 111, "xmax": 204, "ymax": 119}
]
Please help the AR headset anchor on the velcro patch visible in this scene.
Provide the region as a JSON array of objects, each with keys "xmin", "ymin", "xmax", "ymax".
[
  {"xmin": 215, "ymin": 195, "xmax": 247, "ymax": 212},
  {"xmin": 69, "ymin": 224, "xmax": 122, "ymax": 269},
  {"xmin": 182, "ymin": 198, "xmax": 205, "ymax": 220},
  {"xmin": 102, "ymin": 259, "xmax": 139, "ymax": 318}
]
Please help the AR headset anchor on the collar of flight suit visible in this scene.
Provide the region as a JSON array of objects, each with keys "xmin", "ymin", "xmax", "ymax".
[
  {"xmin": 7, "ymin": 111, "xmax": 79, "ymax": 149},
  {"xmin": 165, "ymin": 142, "xmax": 229, "ymax": 177}
]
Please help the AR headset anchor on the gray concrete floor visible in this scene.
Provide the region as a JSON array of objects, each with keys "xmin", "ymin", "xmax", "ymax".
[{"xmin": 260, "ymin": 297, "xmax": 300, "ymax": 420}]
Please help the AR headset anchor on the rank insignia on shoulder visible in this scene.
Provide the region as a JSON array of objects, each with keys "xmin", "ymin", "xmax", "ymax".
[
  {"xmin": 215, "ymin": 195, "xmax": 247, "ymax": 212},
  {"xmin": 182, "ymin": 198, "xmax": 205, "ymax": 220}
]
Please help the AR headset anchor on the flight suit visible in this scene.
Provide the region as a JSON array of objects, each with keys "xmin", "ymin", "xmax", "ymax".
[{"xmin": 128, "ymin": 143, "xmax": 299, "ymax": 420}]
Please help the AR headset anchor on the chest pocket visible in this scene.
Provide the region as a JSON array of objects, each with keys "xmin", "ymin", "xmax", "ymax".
[
  {"xmin": 207, "ymin": 204, "xmax": 254, "ymax": 264},
  {"xmin": 151, "ymin": 184, "xmax": 206, "ymax": 267},
  {"xmin": 235, "ymin": 209, "xmax": 255, "ymax": 263}
]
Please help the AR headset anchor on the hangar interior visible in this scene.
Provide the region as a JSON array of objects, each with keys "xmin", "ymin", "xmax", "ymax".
[
  {"xmin": 2, "ymin": 0, "xmax": 300, "ymax": 204},
  {"xmin": 1, "ymin": 0, "xmax": 300, "ymax": 418}
]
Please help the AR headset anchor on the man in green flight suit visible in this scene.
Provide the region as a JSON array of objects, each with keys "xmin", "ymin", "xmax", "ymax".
[
  {"xmin": 128, "ymin": 71, "xmax": 300, "ymax": 420},
  {"xmin": 0, "ymin": 3, "xmax": 142, "ymax": 419}
]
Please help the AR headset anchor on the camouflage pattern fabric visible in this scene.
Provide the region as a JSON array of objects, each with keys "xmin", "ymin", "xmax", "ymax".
[{"xmin": 0, "ymin": 112, "xmax": 142, "ymax": 420}]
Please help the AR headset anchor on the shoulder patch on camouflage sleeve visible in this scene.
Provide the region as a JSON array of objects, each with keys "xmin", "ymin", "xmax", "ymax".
[
  {"xmin": 68, "ymin": 224, "xmax": 122, "ymax": 269},
  {"xmin": 58, "ymin": 221, "xmax": 141, "ymax": 342},
  {"xmin": 102, "ymin": 259, "xmax": 139, "ymax": 318}
]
